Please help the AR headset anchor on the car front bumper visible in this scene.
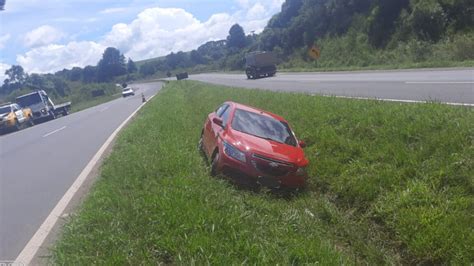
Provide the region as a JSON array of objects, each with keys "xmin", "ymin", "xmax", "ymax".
[{"xmin": 217, "ymin": 149, "xmax": 307, "ymax": 188}]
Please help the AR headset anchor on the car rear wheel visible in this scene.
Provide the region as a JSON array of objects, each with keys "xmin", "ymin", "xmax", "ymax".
[
  {"xmin": 28, "ymin": 116, "xmax": 35, "ymax": 127},
  {"xmin": 210, "ymin": 151, "xmax": 220, "ymax": 176},
  {"xmin": 14, "ymin": 119, "xmax": 21, "ymax": 131},
  {"xmin": 49, "ymin": 111, "xmax": 56, "ymax": 121}
]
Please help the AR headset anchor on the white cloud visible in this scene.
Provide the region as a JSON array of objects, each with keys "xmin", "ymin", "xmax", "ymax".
[
  {"xmin": 0, "ymin": 34, "xmax": 11, "ymax": 50},
  {"xmin": 17, "ymin": 41, "xmax": 105, "ymax": 73},
  {"xmin": 103, "ymin": 8, "xmax": 234, "ymax": 60},
  {"xmin": 24, "ymin": 25, "xmax": 64, "ymax": 48},
  {"xmin": 246, "ymin": 3, "xmax": 266, "ymax": 20},
  {"xmin": 100, "ymin": 7, "xmax": 127, "ymax": 14},
  {"xmin": 103, "ymin": 2, "xmax": 284, "ymax": 61},
  {"xmin": 0, "ymin": 63, "xmax": 11, "ymax": 84},
  {"xmin": 15, "ymin": 1, "xmax": 285, "ymax": 73}
]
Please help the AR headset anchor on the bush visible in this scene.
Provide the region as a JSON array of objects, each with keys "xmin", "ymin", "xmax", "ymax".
[{"xmin": 452, "ymin": 33, "xmax": 474, "ymax": 60}]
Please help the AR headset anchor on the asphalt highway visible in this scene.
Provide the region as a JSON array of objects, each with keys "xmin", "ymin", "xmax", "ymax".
[
  {"xmin": 189, "ymin": 68, "xmax": 474, "ymax": 104},
  {"xmin": 0, "ymin": 82, "xmax": 162, "ymax": 260}
]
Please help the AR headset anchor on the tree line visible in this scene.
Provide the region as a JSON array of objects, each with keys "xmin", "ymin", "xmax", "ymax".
[{"xmin": 0, "ymin": 47, "xmax": 137, "ymax": 100}]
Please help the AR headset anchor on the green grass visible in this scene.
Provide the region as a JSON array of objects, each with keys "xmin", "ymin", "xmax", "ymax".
[
  {"xmin": 69, "ymin": 93, "xmax": 121, "ymax": 113},
  {"xmin": 279, "ymin": 60, "xmax": 474, "ymax": 73},
  {"xmin": 54, "ymin": 81, "xmax": 473, "ymax": 264},
  {"xmin": 278, "ymin": 32, "xmax": 474, "ymax": 72}
]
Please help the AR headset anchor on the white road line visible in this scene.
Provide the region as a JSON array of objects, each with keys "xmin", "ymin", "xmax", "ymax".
[
  {"xmin": 317, "ymin": 94, "xmax": 474, "ymax": 107},
  {"xmin": 15, "ymin": 94, "xmax": 156, "ymax": 266},
  {"xmin": 405, "ymin": 81, "xmax": 474, "ymax": 84},
  {"xmin": 42, "ymin": 126, "xmax": 67, "ymax": 138}
]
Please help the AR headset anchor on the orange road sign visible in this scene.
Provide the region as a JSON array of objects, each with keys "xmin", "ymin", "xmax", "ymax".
[{"xmin": 309, "ymin": 45, "xmax": 321, "ymax": 60}]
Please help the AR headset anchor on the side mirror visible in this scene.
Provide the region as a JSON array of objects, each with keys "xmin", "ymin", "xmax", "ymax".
[
  {"xmin": 299, "ymin": 140, "xmax": 306, "ymax": 148},
  {"xmin": 212, "ymin": 117, "xmax": 224, "ymax": 128}
]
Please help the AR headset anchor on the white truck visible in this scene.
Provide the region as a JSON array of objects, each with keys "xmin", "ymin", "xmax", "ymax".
[{"xmin": 16, "ymin": 90, "xmax": 71, "ymax": 122}]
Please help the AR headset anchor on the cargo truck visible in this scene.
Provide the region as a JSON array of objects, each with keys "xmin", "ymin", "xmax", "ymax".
[
  {"xmin": 245, "ymin": 51, "xmax": 277, "ymax": 79},
  {"xmin": 16, "ymin": 90, "xmax": 71, "ymax": 122},
  {"xmin": 176, "ymin": 72, "xmax": 189, "ymax": 80}
]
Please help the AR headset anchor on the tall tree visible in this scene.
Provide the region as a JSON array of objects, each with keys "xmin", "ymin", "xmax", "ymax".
[
  {"xmin": 190, "ymin": 50, "xmax": 206, "ymax": 65},
  {"xmin": 97, "ymin": 47, "xmax": 127, "ymax": 82},
  {"xmin": 5, "ymin": 65, "xmax": 26, "ymax": 85},
  {"xmin": 127, "ymin": 58, "xmax": 137, "ymax": 73},
  {"xmin": 227, "ymin": 24, "xmax": 247, "ymax": 49},
  {"xmin": 69, "ymin": 67, "xmax": 83, "ymax": 81},
  {"xmin": 82, "ymin": 65, "xmax": 97, "ymax": 83},
  {"xmin": 368, "ymin": 0, "xmax": 410, "ymax": 47},
  {"xmin": 139, "ymin": 62, "xmax": 156, "ymax": 76}
]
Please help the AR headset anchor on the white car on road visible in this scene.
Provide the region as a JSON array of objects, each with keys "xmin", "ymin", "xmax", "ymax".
[{"xmin": 122, "ymin": 87, "xmax": 135, "ymax": 98}]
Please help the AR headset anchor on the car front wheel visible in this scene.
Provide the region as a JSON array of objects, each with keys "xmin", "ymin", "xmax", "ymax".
[{"xmin": 28, "ymin": 116, "xmax": 35, "ymax": 127}]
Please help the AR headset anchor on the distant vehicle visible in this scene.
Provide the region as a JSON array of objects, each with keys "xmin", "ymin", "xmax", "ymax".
[
  {"xmin": 0, "ymin": 103, "xmax": 34, "ymax": 132},
  {"xmin": 122, "ymin": 87, "xmax": 135, "ymax": 97},
  {"xmin": 16, "ymin": 90, "xmax": 71, "ymax": 122},
  {"xmin": 199, "ymin": 101, "xmax": 308, "ymax": 189},
  {"xmin": 245, "ymin": 51, "xmax": 277, "ymax": 79},
  {"xmin": 176, "ymin": 72, "xmax": 189, "ymax": 80}
]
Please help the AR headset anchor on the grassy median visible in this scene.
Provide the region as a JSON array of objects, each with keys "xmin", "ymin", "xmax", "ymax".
[{"xmin": 54, "ymin": 81, "xmax": 473, "ymax": 264}]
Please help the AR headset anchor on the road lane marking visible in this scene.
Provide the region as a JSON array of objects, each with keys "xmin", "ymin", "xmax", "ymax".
[
  {"xmin": 316, "ymin": 94, "xmax": 474, "ymax": 107},
  {"xmin": 405, "ymin": 81, "xmax": 474, "ymax": 84},
  {"xmin": 15, "ymin": 93, "xmax": 157, "ymax": 265},
  {"xmin": 42, "ymin": 126, "xmax": 67, "ymax": 138}
]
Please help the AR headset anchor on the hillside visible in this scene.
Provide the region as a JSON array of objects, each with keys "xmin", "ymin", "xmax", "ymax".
[{"xmin": 137, "ymin": 0, "xmax": 474, "ymax": 77}]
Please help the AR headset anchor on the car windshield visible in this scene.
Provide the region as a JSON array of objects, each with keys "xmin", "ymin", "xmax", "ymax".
[
  {"xmin": 0, "ymin": 106, "xmax": 11, "ymax": 114},
  {"xmin": 16, "ymin": 93, "xmax": 42, "ymax": 107},
  {"xmin": 231, "ymin": 108, "xmax": 297, "ymax": 146}
]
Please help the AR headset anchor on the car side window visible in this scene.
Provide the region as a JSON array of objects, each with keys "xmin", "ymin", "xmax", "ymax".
[
  {"xmin": 216, "ymin": 104, "xmax": 228, "ymax": 117},
  {"xmin": 221, "ymin": 106, "xmax": 231, "ymax": 127}
]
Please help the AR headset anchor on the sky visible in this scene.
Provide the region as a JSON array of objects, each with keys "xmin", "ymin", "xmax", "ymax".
[{"xmin": 0, "ymin": 0, "xmax": 284, "ymax": 81}]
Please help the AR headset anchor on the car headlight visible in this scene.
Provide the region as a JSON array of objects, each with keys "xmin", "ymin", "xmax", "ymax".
[
  {"xmin": 41, "ymin": 108, "xmax": 47, "ymax": 114},
  {"xmin": 223, "ymin": 141, "xmax": 246, "ymax": 163},
  {"xmin": 296, "ymin": 167, "xmax": 307, "ymax": 176}
]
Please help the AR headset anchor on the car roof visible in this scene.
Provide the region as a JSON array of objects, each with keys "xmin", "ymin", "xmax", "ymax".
[{"xmin": 226, "ymin": 101, "xmax": 286, "ymax": 122}]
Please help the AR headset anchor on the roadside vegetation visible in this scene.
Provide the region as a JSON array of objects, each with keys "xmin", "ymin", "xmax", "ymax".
[
  {"xmin": 54, "ymin": 81, "xmax": 473, "ymax": 264},
  {"xmin": 0, "ymin": 48, "xmax": 132, "ymax": 112},
  {"xmin": 133, "ymin": 0, "xmax": 474, "ymax": 78}
]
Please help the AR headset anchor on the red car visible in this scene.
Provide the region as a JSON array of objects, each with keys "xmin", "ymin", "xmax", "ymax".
[{"xmin": 199, "ymin": 101, "xmax": 309, "ymax": 189}]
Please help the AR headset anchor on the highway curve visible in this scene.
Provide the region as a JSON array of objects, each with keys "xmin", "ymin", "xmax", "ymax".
[{"xmin": 189, "ymin": 68, "xmax": 474, "ymax": 105}]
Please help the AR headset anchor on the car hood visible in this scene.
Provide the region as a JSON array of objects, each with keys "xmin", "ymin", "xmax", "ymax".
[{"xmin": 225, "ymin": 129, "xmax": 308, "ymax": 166}]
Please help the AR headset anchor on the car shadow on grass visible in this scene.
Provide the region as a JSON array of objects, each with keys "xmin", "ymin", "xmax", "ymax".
[{"xmin": 217, "ymin": 173, "xmax": 307, "ymax": 200}]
